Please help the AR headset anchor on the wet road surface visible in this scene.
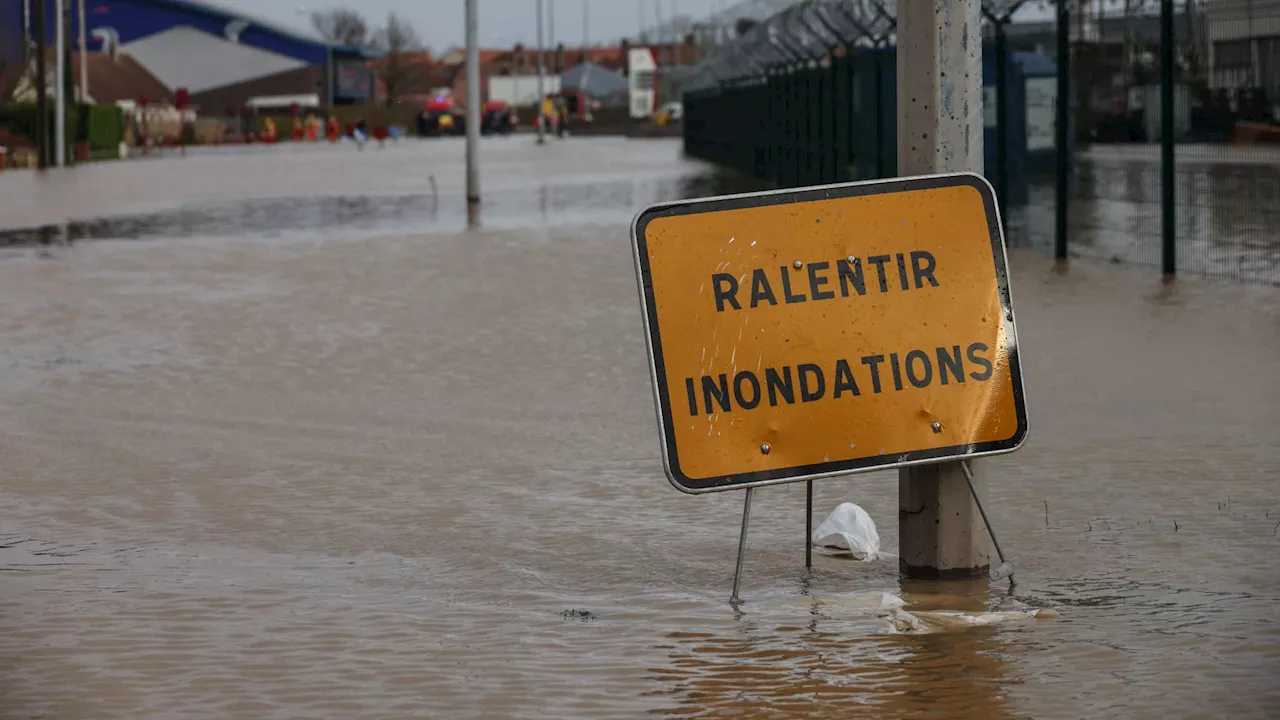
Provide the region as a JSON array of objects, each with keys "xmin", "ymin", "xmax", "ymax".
[
  {"xmin": 1010, "ymin": 144, "xmax": 1280, "ymax": 284},
  {"xmin": 0, "ymin": 138, "xmax": 1278, "ymax": 718}
]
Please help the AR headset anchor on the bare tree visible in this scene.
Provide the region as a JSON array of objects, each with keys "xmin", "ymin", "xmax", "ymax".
[
  {"xmin": 371, "ymin": 13, "xmax": 426, "ymax": 106},
  {"xmin": 312, "ymin": 8, "xmax": 370, "ymax": 48}
]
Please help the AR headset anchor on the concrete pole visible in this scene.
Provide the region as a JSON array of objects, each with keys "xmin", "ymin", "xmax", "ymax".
[
  {"xmin": 54, "ymin": 0, "xmax": 65, "ymax": 167},
  {"xmin": 465, "ymin": 0, "xmax": 481, "ymax": 205},
  {"xmin": 896, "ymin": 0, "xmax": 990, "ymax": 580},
  {"xmin": 535, "ymin": 0, "xmax": 546, "ymax": 145},
  {"xmin": 78, "ymin": 0, "xmax": 87, "ymax": 102}
]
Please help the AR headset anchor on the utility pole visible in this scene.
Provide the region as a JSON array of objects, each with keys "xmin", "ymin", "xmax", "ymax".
[
  {"xmin": 1055, "ymin": 0, "xmax": 1070, "ymax": 262},
  {"xmin": 79, "ymin": 0, "xmax": 88, "ymax": 102},
  {"xmin": 896, "ymin": 0, "xmax": 990, "ymax": 580},
  {"xmin": 465, "ymin": 0, "xmax": 480, "ymax": 206},
  {"xmin": 653, "ymin": 0, "xmax": 665, "ymax": 65},
  {"xmin": 55, "ymin": 0, "xmax": 65, "ymax": 167},
  {"xmin": 34, "ymin": 0, "xmax": 48, "ymax": 170},
  {"xmin": 536, "ymin": 0, "xmax": 546, "ymax": 145},
  {"xmin": 24, "ymin": 0, "xmax": 32, "ymax": 64},
  {"xmin": 1160, "ymin": 0, "xmax": 1175, "ymax": 276}
]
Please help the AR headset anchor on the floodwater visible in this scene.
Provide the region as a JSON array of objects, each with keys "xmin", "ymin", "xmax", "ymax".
[
  {"xmin": 1009, "ymin": 144, "xmax": 1280, "ymax": 285},
  {"xmin": 0, "ymin": 138, "xmax": 1277, "ymax": 719}
]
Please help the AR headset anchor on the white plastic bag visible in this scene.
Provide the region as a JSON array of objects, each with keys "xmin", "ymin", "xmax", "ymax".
[
  {"xmin": 886, "ymin": 609, "xmax": 1053, "ymax": 634},
  {"xmin": 812, "ymin": 502, "xmax": 882, "ymax": 560}
]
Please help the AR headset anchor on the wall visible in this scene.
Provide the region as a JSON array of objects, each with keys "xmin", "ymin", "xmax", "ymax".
[{"xmin": 191, "ymin": 65, "xmax": 325, "ymax": 115}]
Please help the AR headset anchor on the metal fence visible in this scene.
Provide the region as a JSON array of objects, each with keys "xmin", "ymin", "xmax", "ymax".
[{"xmin": 677, "ymin": 0, "xmax": 1280, "ymax": 286}]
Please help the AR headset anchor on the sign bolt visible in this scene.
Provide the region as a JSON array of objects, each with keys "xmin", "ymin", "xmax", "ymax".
[
  {"xmin": 760, "ymin": 443, "xmax": 771, "ymax": 455},
  {"xmin": 793, "ymin": 260, "xmax": 803, "ymax": 269},
  {"xmin": 931, "ymin": 421, "xmax": 943, "ymax": 433},
  {"xmin": 847, "ymin": 255, "xmax": 857, "ymax": 264}
]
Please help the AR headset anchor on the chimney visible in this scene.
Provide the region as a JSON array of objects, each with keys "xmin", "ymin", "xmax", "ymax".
[{"xmin": 92, "ymin": 28, "xmax": 121, "ymax": 61}]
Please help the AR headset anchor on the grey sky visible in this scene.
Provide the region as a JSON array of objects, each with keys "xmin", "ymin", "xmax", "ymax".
[{"xmin": 209, "ymin": 0, "xmax": 725, "ymax": 54}]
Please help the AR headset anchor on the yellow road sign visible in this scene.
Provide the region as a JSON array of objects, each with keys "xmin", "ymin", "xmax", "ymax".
[{"xmin": 631, "ymin": 173, "xmax": 1028, "ymax": 494}]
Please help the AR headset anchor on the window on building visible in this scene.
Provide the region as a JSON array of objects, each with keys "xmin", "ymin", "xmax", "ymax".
[{"xmin": 1214, "ymin": 39, "xmax": 1253, "ymax": 70}]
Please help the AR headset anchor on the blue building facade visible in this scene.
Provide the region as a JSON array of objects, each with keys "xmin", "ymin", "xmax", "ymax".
[{"xmin": 2, "ymin": 0, "xmax": 375, "ymax": 107}]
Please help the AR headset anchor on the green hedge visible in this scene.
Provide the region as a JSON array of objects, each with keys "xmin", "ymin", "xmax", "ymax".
[
  {"xmin": 0, "ymin": 102, "xmax": 123, "ymax": 154},
  {"xmin": 85, "ymin": 104, "xmax": 123, "ymax": 151}
]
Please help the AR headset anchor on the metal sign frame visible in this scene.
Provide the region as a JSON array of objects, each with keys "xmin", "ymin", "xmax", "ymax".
[{"xmin": 630, "ymin": 172, "xmax": 1029, "ymax": 494}]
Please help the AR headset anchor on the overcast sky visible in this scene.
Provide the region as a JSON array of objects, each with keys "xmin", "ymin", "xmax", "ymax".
[
  {"xmin": 209, "ymin": 0, "xmax": 727, "ymax": 53},
  {"xmin": 205, "ymin": 1, "xmax": 1111, "ymax": 55}
]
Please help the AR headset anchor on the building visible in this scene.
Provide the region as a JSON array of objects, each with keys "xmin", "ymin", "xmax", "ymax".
[
  {"xmin": 1204, "ymin": 0, "xmax": 1280, "ymax": 102},
  {"xmin": 1, "ymin": 49, "xmax": 173, "ymax": 105},
  {"xmin": 1, "ymin": 0, "xmax": 378, "ymax": 112}
]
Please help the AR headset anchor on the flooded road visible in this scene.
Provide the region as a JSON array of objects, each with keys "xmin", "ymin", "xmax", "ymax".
[
  {"xmin": 1009, "ymin": 144, "xmax": 1280, "ymax": 285},
  {"xmin": 0, "ymin": 138, "xmax": 1278, "ymax": 718}
]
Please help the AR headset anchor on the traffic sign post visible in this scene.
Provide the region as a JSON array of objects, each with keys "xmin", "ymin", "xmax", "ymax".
[{"xmin": 631, "ymin": 173, "xmax": 1028, "ymax": 599}]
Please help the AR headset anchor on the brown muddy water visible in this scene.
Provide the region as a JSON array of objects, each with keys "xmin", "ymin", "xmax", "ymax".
[{"xmin": 0, "ymin": 137, "xmax": 1277, "ymax": 719}]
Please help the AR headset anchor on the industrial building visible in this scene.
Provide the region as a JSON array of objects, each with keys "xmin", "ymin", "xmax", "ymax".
[{"xmin": 1, "ymin": 0, "xmax": 377, "ymax": 111}]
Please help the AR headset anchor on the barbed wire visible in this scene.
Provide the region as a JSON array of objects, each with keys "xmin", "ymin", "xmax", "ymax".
[{"xmin": 671, "ymin": 0, "xmax": 1039, "ymax": 93}]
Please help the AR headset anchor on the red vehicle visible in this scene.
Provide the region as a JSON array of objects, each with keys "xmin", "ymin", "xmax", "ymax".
[
  {"xmin": 419, "ymin": 94, "xmax": 463, "ymax": 137},
  {"xmin": 482, "ymin": 100, "xmax": 517, "ymax": 135}
]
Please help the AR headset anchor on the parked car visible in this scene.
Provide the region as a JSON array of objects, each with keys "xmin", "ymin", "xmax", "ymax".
[
  {"xmin": 418, "ymin": 94, "xmax": 464, "ymax": 137},
  {"xmin": 481, "ymin": 101, "xmax": 517, "ymax": 135}
]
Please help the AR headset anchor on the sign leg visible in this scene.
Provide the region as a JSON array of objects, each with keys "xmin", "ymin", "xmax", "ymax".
[
  {"xmin": 805, "ymin": 480, "xmax": 813, "ymax": 568},
  {"xmin": 730, "ymin": 487, "xmax": 754, "ymax": 605},
  {"xmin": 961, "ymin": 460, "xmax": 1015, "ymax": 587}
]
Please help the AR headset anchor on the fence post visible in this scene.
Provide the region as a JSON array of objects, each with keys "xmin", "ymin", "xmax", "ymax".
[
  {"xmin": 1055, "ymin": 0, "xmax": 1070, "ymax": 262},
  {"xmin": 1160, "ymin": 0, "xmax": 1176, "ymax": 277}
]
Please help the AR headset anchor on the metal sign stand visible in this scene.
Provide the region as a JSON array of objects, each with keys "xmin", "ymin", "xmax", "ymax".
[
  {"xmin": 731, "ymin": 481, "xmax": 814, "ymax": 605},
  {"xmin": 961, "ymin": 460, "xmax": 1016, "ymax": 587},
  {"xmin": 729, "ymin": 488, "xmax": 754, "ymax": 605},
  {"xmin": 805, "ymin": 480, "xmax": 813, "ymax": 568},
  {"xmin": 728, "ymin": 463, "xmax": 1014, "ymax": 604}
]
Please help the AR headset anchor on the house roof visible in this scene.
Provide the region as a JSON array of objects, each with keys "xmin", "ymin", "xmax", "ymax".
[
  {"xmin": 437, "ymin": 48, "xmax": 510, "ymax": 67},
  {"xmin": 1, "ymin": 52, "xmax": 173, "ymax": 104},
  {"xmin": 75, "ymin": 52, "xmax": 174, "ymax": 104},
  {"xmin": 559, "ymin": 62, "xmax": 628, "ymax": 97}
]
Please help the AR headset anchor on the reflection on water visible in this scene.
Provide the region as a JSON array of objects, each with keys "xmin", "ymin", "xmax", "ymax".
[
  {"xmin": 654, "ymin": 578, "xmax": 1026, "ymax": 719},
  {"xmin": 1006, "ymin": 147, "xmax": 1280, "ymax": 284},
  {"xmin": 0, "ymin": 179, "xmax": 736, "ymax": 248},
  {"xmin": 0, "ymin": 139, "xmax": 1276, "ymax": 718}
]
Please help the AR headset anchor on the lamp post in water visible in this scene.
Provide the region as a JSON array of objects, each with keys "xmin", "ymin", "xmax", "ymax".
[
  {"xmin": 465, "ymin": 0, "xmax": 480, "ymax": 206},
  {"xmin": 55, "ymin": 0, "xmax": 65, "ymax": 166},
  {"xmin": 535, "ymin": 0, "xmax": 546, "ymax": 145}
]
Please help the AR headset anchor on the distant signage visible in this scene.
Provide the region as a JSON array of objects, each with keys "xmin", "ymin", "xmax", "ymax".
[
  {"xmin": 1026, "ymin": 77, "xmax": 1057, "ymax": 151},
  {"xmin": 334, "ymin": 59, "xmax": 370, "ymax": 99},
  {"xmin": 632, "ymin": 174, "xmax": 1028, "ymax": 493},
  {"xmin": 628, "ymin": 47, "xmax": 656, "ymax": 119}
]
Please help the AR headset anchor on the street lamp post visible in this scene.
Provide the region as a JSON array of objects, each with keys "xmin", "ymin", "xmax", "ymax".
[
  {"xmin": 536, "ymin": 0, "xmax": 546, "ymax": 145},
  {"xmin": 465, "ymin": 0, "xmax": 481, "ymax": 205}
]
